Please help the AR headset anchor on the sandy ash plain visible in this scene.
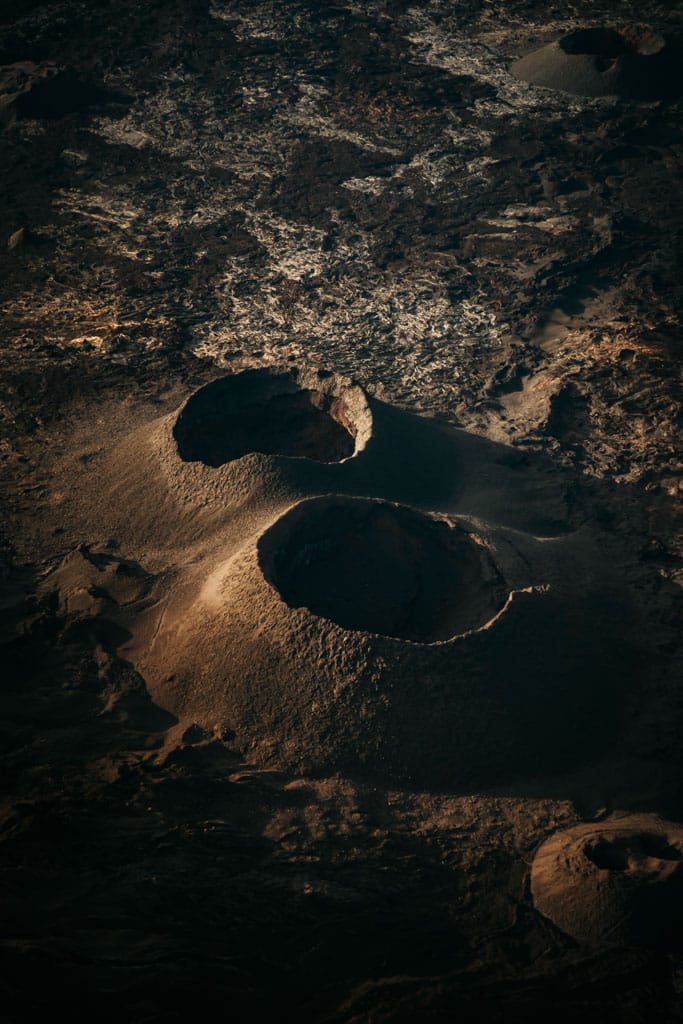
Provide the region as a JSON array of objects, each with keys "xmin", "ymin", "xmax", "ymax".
[{"xmin": 1, "ymin": 0, "xmax": 683, "ymax": 1021}]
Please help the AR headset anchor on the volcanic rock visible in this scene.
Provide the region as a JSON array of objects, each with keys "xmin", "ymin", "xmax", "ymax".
[{"xmin": 7, "ymin": 227, "xmax": 25, "ymax": 250}]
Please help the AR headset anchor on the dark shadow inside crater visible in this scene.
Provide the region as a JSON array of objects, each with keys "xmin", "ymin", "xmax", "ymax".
[
  {"xmin": 560, "ymin": 27, "xmax": 664, "ymax": 60},
  {"xmin": 260, "ymin": 498, "xmax": 506, "ymax": 643},
  {"xmin": 560, "ymin": 28, "xmax": 625, "ymax": 66},
  {"xmin": 174, "ymin": 375, "xmax": 356, "ymax": 467},
  {"xmin": 584, "ymin": 833, "xmax": 683, "ymax": 871}
]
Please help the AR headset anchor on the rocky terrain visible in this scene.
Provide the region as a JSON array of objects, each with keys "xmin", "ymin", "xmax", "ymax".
[{"xmin": 1, "ymin": 1, "xmax": 682, "ymax": 1021}]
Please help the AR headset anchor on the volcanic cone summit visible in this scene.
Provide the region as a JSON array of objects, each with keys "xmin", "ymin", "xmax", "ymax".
[
  {"xmin": 511, "ymin": 25, "xmax": 683, "ymax": 99},
  {"xmin": 258, "ymin": 496, "xmax": 506, "ymax": 643},
  {"xmin": 173, "ymin": 366, "xmax": 370, "ymax": 467}
]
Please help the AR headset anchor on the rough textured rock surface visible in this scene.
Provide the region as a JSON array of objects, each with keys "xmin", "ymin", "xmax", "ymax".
[{"xmin": 1, "ymin": 0, "xmax": 682, "ymax": 1021}]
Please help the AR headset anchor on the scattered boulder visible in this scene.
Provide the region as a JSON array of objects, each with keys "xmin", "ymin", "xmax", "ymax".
[{"xmin": 7, "ymin": 227, "xmax": 25, "ymax": 250}]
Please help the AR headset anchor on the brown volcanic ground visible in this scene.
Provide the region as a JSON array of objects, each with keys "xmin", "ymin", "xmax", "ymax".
[{"xmin": 1, "ymin": 1, "xmax": 683, "ymax": 1022}]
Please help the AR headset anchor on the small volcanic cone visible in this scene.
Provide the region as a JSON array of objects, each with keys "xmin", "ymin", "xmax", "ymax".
[
  {"xmin": 136, "ymin": 493, "xmax": 637, "ymax": 785},
  {"xmin": 531, "ymin": 815, "xmax": 683, "ymax": 949},
  {"xmin": 511, "ymin": 26, "xmax": 683, "ymax": 99},
  {"xmin": 94, "ymin": 366, "xmax": 374, "ymax": 554}
]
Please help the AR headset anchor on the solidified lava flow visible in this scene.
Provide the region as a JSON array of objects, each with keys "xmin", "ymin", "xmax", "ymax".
[{"xmin": 259, "ymin": 496, "xmax": 505, "ymax": 642}]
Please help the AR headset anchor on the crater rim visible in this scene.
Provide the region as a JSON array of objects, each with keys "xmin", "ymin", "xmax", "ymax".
[
  {"xmin": 172, "ymin": 366, "xmax": 373, "ymax": 468},
  {"xmin": 257, "ymin": 495, "xmax": 509, "ymax": 644}
]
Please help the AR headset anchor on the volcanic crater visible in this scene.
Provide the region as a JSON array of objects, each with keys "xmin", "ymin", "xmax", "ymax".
[
  {"xmin": 173, "ymin": 367, "xmax": 367, "ymax": 467},
  {"xmin": 584, "ymin": 832, "xmax": 683, "ymax": 873},
  {"xmin": 560, "ymin": 27, "xmax": 665, "ymax": 62},
  {"xmin": 258, "ymin": 495, "xmax": 506, "ymax": 643}
]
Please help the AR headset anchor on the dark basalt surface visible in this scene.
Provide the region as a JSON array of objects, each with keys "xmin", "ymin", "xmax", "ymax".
[{"xmin": 0, "ymin": 0, "xmax": 682, "ymax": 1021}]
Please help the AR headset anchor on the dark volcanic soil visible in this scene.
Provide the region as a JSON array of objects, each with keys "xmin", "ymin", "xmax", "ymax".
[{"xmin": 0, "ymin": 1, "xmax": 682, "ymax": 1022}]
